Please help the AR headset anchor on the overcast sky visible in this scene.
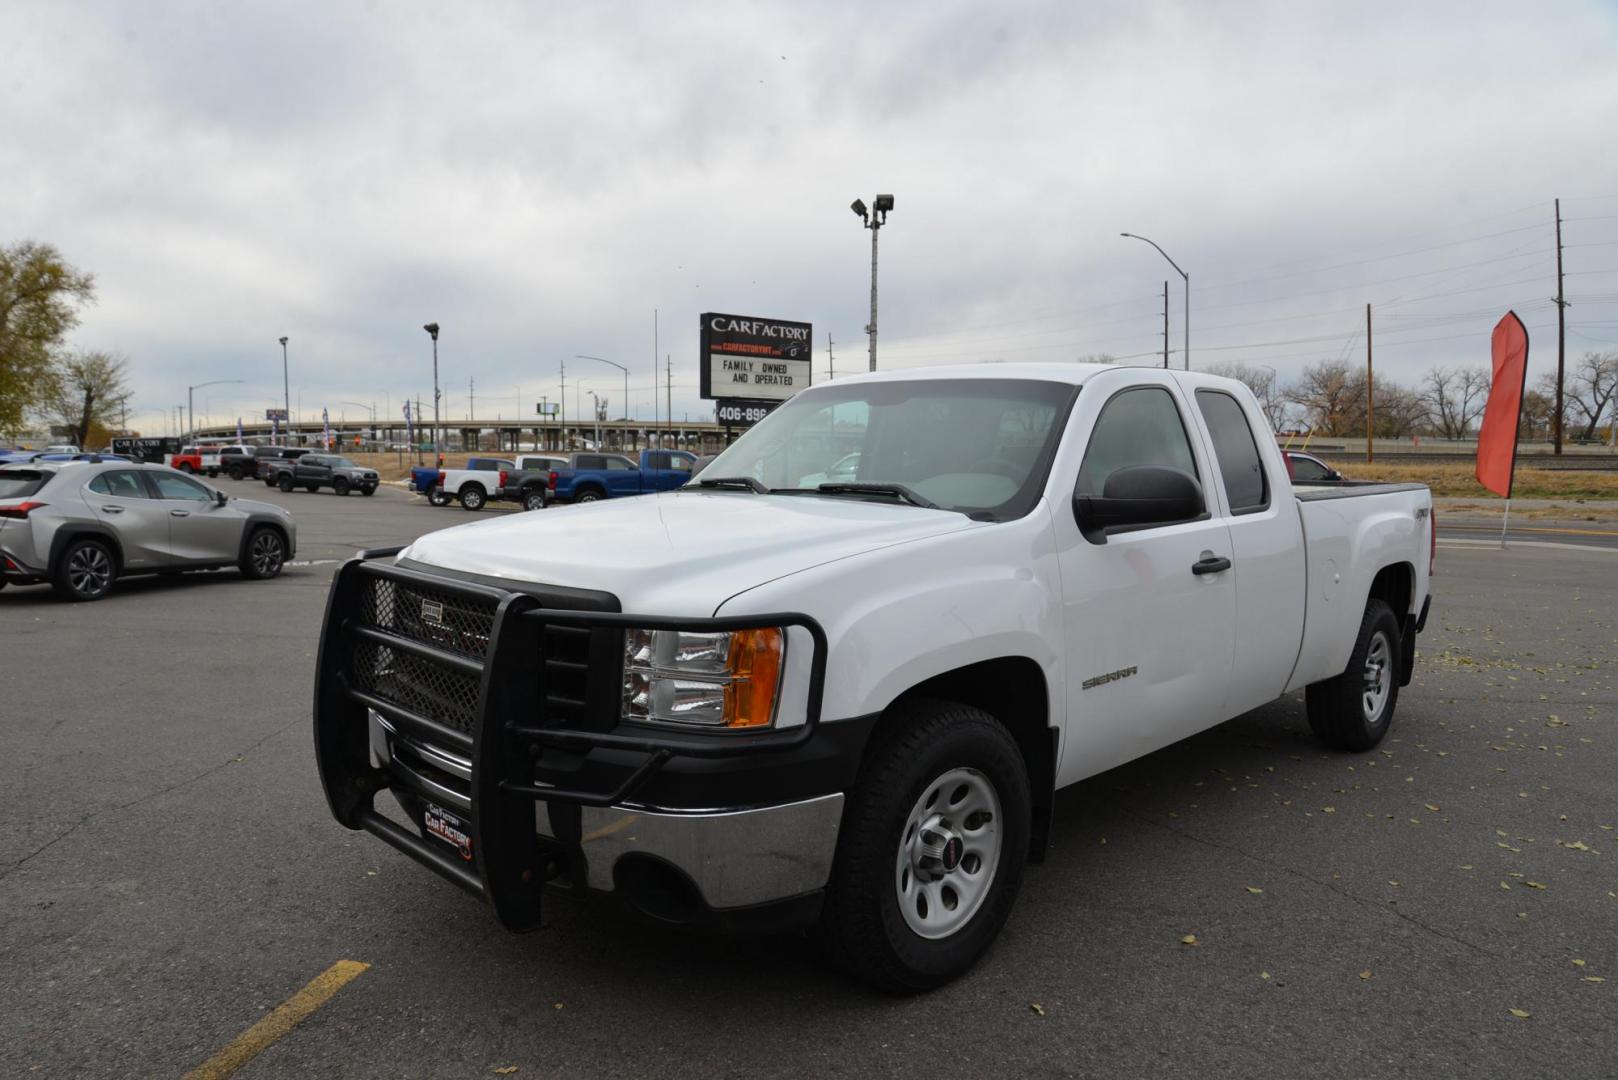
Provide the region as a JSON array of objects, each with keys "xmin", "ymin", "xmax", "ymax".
[{"xmin": 7, "ymin": 0, "xmax": 1618, "ymax": 435}]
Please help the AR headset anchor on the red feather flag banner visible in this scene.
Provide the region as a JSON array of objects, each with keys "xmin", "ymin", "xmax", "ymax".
[{"xmin": 1474, "ymin": 311, "xmax": 1530, "ymax": 543}]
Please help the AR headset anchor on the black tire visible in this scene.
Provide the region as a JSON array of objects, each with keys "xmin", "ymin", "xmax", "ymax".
[
  {"xmin": 1306, "ymin": 598, "xmax": 1401, "ymax": 751},
  {"xmin": 228, "ymin": 465, "xmax": 244, "ymax": 481},
  {"xmin": 277, "ymin": 473, "xmax": 294, "ymax": 492},
  {"xmin": 240, "ymin": 527, "xmax": 285, "ymax": 580},
  {"xmin": 820, "ymin": 699, "xmax": 1031, "ymax": 993},
  {"xmin": 334, "ymin": 476, "xmax": 351, "ymax": 496},
  {"xmin": 52, "ymin": 538, "xmax": 117, "ymax": 602},
  {"xmin": 361, "ymin": 485, "xmax": 376, "ymax": 496},
  {"xmin": 207, "ymin": 470, "xmax": 219, "ymax": 478},
  {"xmin": 522, "ymin": 488, "xmax": 546, "ymax": 512},
  {"xmin": 575, "ymin": 487, "xmax": 604, "ymax": 503},
  {"xmin": 427, "ymin": 487, "xmax": 451, "ymax": 507},
  {"xmin": 459, "ymin": 484, "xmax": 486, "ymax": 511},
  {"xmin": 178, "ymin": 462, "xmax": 194, "ymax": 474}
]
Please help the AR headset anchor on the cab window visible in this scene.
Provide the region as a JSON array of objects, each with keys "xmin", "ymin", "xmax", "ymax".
[
  {"xmin": 1194, "ymin": 390, "xmax": 1268, "ymax": 513},
  {"xmin": 1076, "ymin": 386, "xmax": 1199, "ymax": 499}
]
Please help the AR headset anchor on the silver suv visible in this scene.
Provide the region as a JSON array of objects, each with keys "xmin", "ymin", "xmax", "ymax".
[{"xmin": 0, "ymin": 461, "xmax": 297, "ymax": 601}]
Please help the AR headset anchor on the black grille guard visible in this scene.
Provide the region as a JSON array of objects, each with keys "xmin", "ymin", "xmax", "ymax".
[{"xmin": 313, "ymin": 548, "xmax": 828, "ymax": 932}]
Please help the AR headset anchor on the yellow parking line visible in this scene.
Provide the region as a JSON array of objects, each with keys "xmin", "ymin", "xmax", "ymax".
[{"xmin": 182, "ymin": 960, "xmax": 370, "ymax": 1080}]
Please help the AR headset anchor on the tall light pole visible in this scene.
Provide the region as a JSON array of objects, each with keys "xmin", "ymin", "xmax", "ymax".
[
  {"xmin": 851, "ymin": 194, "xmax": 895, "ymax": 371},
  {"xmin": 424, "ymin": 323, "xmax": 441, "ymax": 465},
  {"xmin": 575, "ymin": 355, "xmax": 629, "ymax": 451},
  {"xmin": 278, "ymin": 337, "xmax": 291, "ymax": 446},
  {"xmin": 188, "ymin": 379, "xmax": 243, "ymax": 443},
  {"xmin": 1122, "ymin": 233, "xmax": 1189, "ymax": 370}
]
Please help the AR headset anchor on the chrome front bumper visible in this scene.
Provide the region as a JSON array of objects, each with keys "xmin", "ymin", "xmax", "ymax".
[{"xmin": 370, "ymin": 710, "xmax": 844, "ymax": 911}]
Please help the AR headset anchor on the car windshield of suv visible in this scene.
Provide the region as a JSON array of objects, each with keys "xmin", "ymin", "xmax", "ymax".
[{"xmin": 699, "ymin": 378, "xmax": 1076, "ymax": 521}]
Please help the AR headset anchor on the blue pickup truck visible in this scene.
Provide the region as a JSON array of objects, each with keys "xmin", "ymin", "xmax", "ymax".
[{"xmin": 549, "ymin": 449, "xmax": 697, "ymax": 503}]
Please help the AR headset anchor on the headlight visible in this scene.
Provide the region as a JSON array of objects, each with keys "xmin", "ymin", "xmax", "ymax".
[{"xmin": 622, "ymin": 627, "xmax": 784, "ymax": 729}]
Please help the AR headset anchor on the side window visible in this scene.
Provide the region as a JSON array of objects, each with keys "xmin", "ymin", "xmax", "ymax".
[
  {"xmin": 646, "ymin": 452, "xmax": 669, "ymax": 470},
  {"xmin": 150, "ymin": 471, "xmax": 212, "ymax": 501},
  {"xmin": 1076, "ymin": 386, "xmax": 1199, "ymax": 498},
  {"xmin": 1195, "ymin": 390, "xmax": 1269, "ymax": 512},
  {"xmin": 89, "ymin": 470, "xmax": 148, "ymax": 498},
  {"xmin": 1290, "ymin": 456, "xmax": 1329, "ymax": 482},
  {"xmin": 606, "ymin": 457, "xmax": 635, "ymax": 471},
  {"xmin": 576, "ymin": 455, "xmax": 604, "ymax": 470},
  {"xmin": 667, "ymin": 455, "xmax": 693, "ymax": 474}
]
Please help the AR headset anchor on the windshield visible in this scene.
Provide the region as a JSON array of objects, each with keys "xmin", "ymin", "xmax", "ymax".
[
  {"xmin": 330, "ymin": 457, "xmax": 357, "ymax": 468},
  {"xmin": 699, "ymin": 378, "xmax": 1076, "ymax": 520}
]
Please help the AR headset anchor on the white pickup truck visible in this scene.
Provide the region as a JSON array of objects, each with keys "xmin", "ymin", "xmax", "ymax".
[{"xmin": 315, "ymin": 363, "xmax": 1434, "ymax": 991}]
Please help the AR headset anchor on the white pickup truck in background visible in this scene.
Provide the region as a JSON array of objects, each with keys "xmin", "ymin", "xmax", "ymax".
[{"xmin": 315, "ymin": 363, "xmax": 1434, "ymax": 992}]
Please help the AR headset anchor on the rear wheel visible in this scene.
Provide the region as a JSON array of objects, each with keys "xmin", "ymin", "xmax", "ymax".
[
  {"xmin": 333, "ymin": 476, "xmax": 351, "ymax": 496},
  {"xmin": 53, "ymin": 538, "xmax": 117, "ymax": 602},
  {"xmin": 459, "ymin": 484, "xmax": 486, "ymax": 511},
  {"xmin": 277, "ymin": 474, "xmax": 294, "ymax": 492},
  {"xmin": 427, "ymin": 487, "xmax": 451, "ymax": 507},
  {"xmin": 178, "ymin": 462, "xmax": 194, "ymax": 474},
  {"xmin": 522, "ymin": 488, "xmax": 546, "ymax": 512},
  {"xmin": 1306, "ymin": 598, "xmax": 1401, "ymax": 751},
  {"xmin": 240, "ymin": 527, "xmax": 285, "ymax": 579},
  {"xmin": 575, "ymin": 487, "xmax": 604, "ymax": 503},
  {"xmin": 228, "ymin": 465, "xmax": 244, "ymax": 481},
  {"xmin": 820, "ymin": 699, "xmax": 1030, "ymax": 992}
]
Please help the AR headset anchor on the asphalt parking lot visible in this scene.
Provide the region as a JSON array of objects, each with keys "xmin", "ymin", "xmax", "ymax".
[{"xmin": 3, "ymin": 484, "xmax": 1615, "ymax": 1079}]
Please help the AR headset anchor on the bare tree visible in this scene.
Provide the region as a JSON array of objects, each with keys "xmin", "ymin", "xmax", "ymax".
[
  {"xmin": 46, "ymin": 350, "xmax": 133, "ymax": 449},
  {"xmin": 1419, "ymin": 365, "xmax": 1491, "ymax": 439},
  {"xmin": 1563, "ymin": 351, "xmax": 1618, "ymax": 442},
  {"xmin": 1200, "ymin": 360, "xmax": 1291, "ymax": 431},
  {"xmin": 1287, "ymin": 358, "xmax": 1421, "ymax": 438}
]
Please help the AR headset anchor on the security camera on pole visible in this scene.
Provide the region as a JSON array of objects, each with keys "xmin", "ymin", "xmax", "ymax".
[{"xmin": 850, "ymin": 194, "xmax": 895, "ymax": 371}]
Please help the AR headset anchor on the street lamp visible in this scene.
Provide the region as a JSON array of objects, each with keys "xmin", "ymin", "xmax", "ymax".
[
  {"xmin": 575, "ymin": 355, "xmax": 629, "ymax": 451},
  {"xmin": 278, "ymin": 337, "xmax": 291, "ymax": 446},
  {"xmin": 1121, "ymin": 233, "xmax": 1189, "ymax": 370},
  {"xmin": 851, "ymin": 194, "xmax": 895, "ymax": 371},
  {"xmin": 188, "ymin": 379, "xmax": 243, "ymax": 443},
  {"xmin": 423, "ymin": 323, "xmax": 441, "ymax": 465}
]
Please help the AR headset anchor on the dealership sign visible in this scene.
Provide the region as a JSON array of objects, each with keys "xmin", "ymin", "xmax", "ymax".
[
  {"xmin": 265, "ymin": 407, "xmax": 289, "ymax": 421},
  {"xmin": 699, "ymin": 312, "xmax": 812, "ymax": 403}
]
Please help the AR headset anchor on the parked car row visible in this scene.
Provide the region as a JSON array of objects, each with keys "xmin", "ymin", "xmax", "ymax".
[
  {"xmin": 1, "ymin": 460, "xmax": 295, "ymax": 601},
  {"xmin": 407, "ymin": 451, "xmax": 700, "ymax": 511}
]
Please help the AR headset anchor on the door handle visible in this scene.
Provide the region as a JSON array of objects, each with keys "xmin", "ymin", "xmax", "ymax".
[
  {"xmin": 171, "ymin": 510, "xmax": 190, "ymax": 517},
  {"xmin": 1192, "ymin": 553, "xmax": 1231, "ymax": 575},
  {"xmin": 103, "ymin": 505, "xmax": 125, "ymax": 513}
]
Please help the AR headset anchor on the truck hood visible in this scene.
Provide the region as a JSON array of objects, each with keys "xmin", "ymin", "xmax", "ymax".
[{"xmin": 398, "ymin": 490, "xmax": 984, "ymax": 614}]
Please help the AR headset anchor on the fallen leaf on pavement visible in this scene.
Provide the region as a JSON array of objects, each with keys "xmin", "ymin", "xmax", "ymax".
[
  {"xmin": 1181, "ymin": 934, "xmax": 1199, "ymax": 946},
  {"xmin": 1030, "ymin": 1003, "xmax": 1045, "ymax": 1015},
  {"xmin": 1359, "ymin": 970, "xmax": 1372, "ymax": 981},
  {"xmin": 1508, "ymin": 1008, "xmax": 1531, "ymax": 1020},
  {"xmin": 1245, "ymin": 886, "xmax": 1263, "ymax": 894}
]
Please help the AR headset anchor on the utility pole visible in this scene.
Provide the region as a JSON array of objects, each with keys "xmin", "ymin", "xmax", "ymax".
[
  {"xmin": 423, "ymin": 323, "xmax": 441, "ymax": 466},
  {"xmin": 559, "ymin": 358, "xmax": 567, "ymax": 452},
  {"xmin": 1162, "ymin": 281, "xmax": 1170, "ymax": 369},
  {"xmin": 665, "ymin": 354, "xmax": 672, "ymax": 452},
  {"xmin": 1366, "ymin": 303, "xmax": 1374, "ymax": 464},
  {"xmin": 278, "ymin": 337, "xmax": 290, "ymax": 447},
  {"xmin": 653, "ymin": 308, "xmax": 660, "ymax": 446},
  {"xmin": 1553, "ymin": 197, "xmax": 1567, "ymax": 456}
]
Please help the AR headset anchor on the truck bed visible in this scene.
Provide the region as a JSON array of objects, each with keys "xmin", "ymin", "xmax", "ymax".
[{"xmin": 1292, "ymin": 481, "xmax": 1428, "ymax": 501}]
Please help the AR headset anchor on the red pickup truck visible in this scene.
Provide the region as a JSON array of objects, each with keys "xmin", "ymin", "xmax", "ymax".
[{"xmin": 168, "ymin": 445, "xmax": 229, "ymax": 477}]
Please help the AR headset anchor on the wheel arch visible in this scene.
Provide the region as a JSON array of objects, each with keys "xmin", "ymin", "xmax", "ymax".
[
  {"xmin": 49, "ymin": 525, "xmax": 127, "ymax": 575},
  {"xmin": 1368, "ymin": 561, "xmax": 1417, "ymax": 686},
  {"xmin": 881, "ymin": 656, "xmax": 1056, "ymax": 864},
  {"xmin": 236, "ymin": 517, "xmax": 292, "ymax": 564}
]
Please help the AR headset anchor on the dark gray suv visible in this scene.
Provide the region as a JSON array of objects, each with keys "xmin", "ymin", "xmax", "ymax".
[{"xmin": 0, "ymin": 461, "xmax": 296, "ymax": 601}]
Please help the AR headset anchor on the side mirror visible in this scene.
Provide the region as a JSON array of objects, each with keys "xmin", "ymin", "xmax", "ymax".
[
  {"xmin": 1074, "ymin": 465, "xmax": 1203, "ymax": 544},
  {"xmin": 214, "ymin": 490, "xmax": 229, "ymax": 507}
]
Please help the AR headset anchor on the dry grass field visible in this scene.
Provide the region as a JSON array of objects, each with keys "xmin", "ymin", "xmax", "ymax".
[{"xmin": 1340, "ymin": 461, "xmax": 1618, "ymax": 500}]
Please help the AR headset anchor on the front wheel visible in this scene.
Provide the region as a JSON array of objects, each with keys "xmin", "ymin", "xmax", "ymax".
[
  {"xmin": 459, "ymin": 485, "xmax": 486, "ymax": 511},
  {"xmin": 240, "ymin": 527, "xmax": 285, "ymax": 579},
  {"xmin": 333, "ymin": 476, "xmax": 351, "ymax": 496},
  {"xmin": 277, "ymin": 473, "xmax": 294, "ymax": 492},
  {"xmin": 820, "ymin": 700, "xmax": 1030, "ymax": 992},
  {"xmin": 53, "ymin": 538, "xmax": 117, "ymax": 601},
  {"xmin": 361, "ymin": 484, "xmax": 375, "ymax": 496},
  {"xmin": 1306, "ymin": 598, "xmax": 1401, "ymax": 751},
  {"xmin": 228, "ymin": 465, "xmax": 244, "ymax": 481},
  {"xmin": 178, "ymin": 462, "xmax": 194, "ymax": 474}
]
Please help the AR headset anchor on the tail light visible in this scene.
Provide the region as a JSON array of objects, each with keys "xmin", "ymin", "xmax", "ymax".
[
  {"xmin": 437, "ymin": 470, "xmax": 446, "ymax": 486},
  {"xmin": 548, "ymin": 470, "xmax": 558, "ymax": 488},
  {"xmin": 0, "ymin": 501, "xmax": 46, "ymax": 519},
  {"xmin": 1429, "ymin": 508, "xmax": 1437, "ymax": 576},
  {"xmin": 498, "ymin": 470, "xmax": 508, "ymax": 488}
]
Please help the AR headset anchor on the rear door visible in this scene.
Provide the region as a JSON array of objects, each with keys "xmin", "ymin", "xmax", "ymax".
[
  {"xmin": 297, "ymin": 455, "xmax": 330, "ymax": 487},
  {"xmin": 144, "ymin": 470, "xmax": 243, "ymax": 564},
  {"xmin": 83, "ymin": 469, "xmax": 172, "ymax": 568},
  {"xmin": 1186, "ymin": 384, "xmax": 1306, "ymax": 716},
  {"xmin": 1053, "ymin": 372, "xmax": 1237, "ymax": 785}
]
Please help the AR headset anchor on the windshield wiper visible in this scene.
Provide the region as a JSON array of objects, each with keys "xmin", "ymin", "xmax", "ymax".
[
  {"xmin": 816, "ymin": 482, "xmax": 940, "ymax": 510},
  {"xmin": 697, "ymin": 476, "xmax": 769, "ymax": 494}
]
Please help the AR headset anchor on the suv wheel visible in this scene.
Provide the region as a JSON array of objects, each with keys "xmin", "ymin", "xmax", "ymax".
[
  {"xmin": 304, "ymin": 483, "xmax": 320, "ymax": 493},
  {"xmin": 53, "ymin": 538, "xmax": 117, "ymax": 602},
  {"xmin": 240, "ymin": 527, "xmax": 286, "ymax": 579},
  {"xmin": 361, "ymin": 484, "xmax": 376, "ymax": 496},
  {"xmin": 278, "ymin": 473, "xmax": 294, "ymax": 492},
  {"xmin": 575, "ymin": 487, "xmax": 603, "ymax": 503},
  {"xmin": 459, "ymin": 484, "xmax": 486, "ymax": 511},
  {"xmin": 820, "ymin": 699, "xmax": 1030, "ymax": 992},
  {"xmin": 178, "ymin": 462, "xmax": 194, "ymax": 473},
  {"xmin": 1306, "ymin": 599, "xmax": 1401, "ymax": 751},
  {"xmin": 333, "ymin": 476, "xmax": 351, "ymax": 496}
]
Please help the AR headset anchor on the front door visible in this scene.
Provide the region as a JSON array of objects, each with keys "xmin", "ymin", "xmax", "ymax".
[
  {"xmin": 144, "ymin": 470, "xmax": 244, "ymax": 564},
  {"xmin": 1052, "ymin": 374, "xmax": 1237, "ymax": 786}
]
